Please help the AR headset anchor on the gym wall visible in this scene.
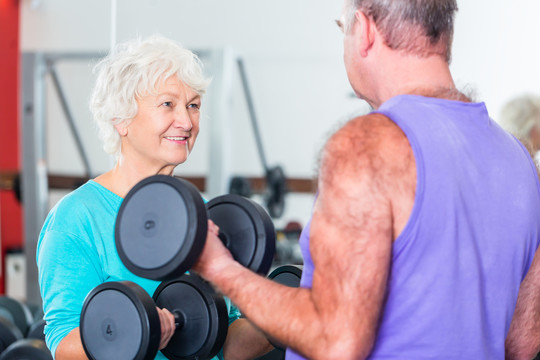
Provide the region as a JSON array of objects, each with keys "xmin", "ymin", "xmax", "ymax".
[{"xmin": 17, "ymin": 0, "xmax": 540, "ymax": 228}]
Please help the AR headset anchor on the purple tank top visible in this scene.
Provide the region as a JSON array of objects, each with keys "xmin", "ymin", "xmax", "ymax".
[{"xmin": 286, "ymin": 95, "xmax": 540, "ymax": 359}]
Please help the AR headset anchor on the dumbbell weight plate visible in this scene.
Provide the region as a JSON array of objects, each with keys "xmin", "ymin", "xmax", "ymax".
[
  {"xmin": 27, "ymin": 318, "xmax": 46, "ymax": 341},
  {"xmin": 0, "ymin": 317, "xmax": 23, "ymax": 353},
  {"xmin": 207, "ymin": 195, "xmax": 276, "ymax": 276},
  {"xmin": 268, "ymin": 265, "xmax": 303, "ymax": 287},
  {"xmin": 153, "ymin": 274, "xmax": 228, "ymax": 360},
  {"xmin": 116, "ymin": 175, "xmax": 207, "ymax": 281},
  {"xmin": 0, "ymin": 339, "xmax": 52, "ymax": 360},
  {"xmin": 266, "ymin": 265, "xmax": 303, "ymax": 351},
  {"xmin": 80, "ymin": 281, "xmax": 161, "ymax": 360},
  {"xmin": 0, "ymin": 297, "xmax": 34, "ymax": 337}
]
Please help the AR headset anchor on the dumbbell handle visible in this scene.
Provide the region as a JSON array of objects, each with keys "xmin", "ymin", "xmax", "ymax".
[
  {"xmin": 218, "ymin": 232, "xmax": 230, "ymax": 247},
  {"xmin": 173, "ymin": 310, "xmax": 185, "ymax": 330}
]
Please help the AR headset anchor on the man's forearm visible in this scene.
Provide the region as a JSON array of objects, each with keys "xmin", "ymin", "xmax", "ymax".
[{"xmin": 506, "ymin": 249, "xmax": 540, "ymax": 359}]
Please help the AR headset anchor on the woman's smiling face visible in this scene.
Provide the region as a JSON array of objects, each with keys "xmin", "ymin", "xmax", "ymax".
[{"xmin": 118, "ymin": 76, "xmax": 202, "ymax": 173}]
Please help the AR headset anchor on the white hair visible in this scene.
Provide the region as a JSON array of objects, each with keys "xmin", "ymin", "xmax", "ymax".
[
  {"xmin": 343, "ymin": 0, "xmax": 457, "ymax": 62},
  {"xmin": 89, "ymin": 35, "xmax": 210, "ymax": 158},
  {"xmin": 499, "ymin": 95, "xmax": 540, "ymax": 140}
]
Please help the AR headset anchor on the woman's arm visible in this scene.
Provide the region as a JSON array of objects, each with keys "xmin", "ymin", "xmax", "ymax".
[
  {"xmin": 55, "ymin": 328, "xmax": 87, "ymax": 360},
  {"xmin": 222, "ymin": 318, "xmax": 274, "ymax": 360}
]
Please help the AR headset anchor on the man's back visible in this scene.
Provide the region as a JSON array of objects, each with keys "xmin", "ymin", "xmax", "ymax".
[{"xmin": 366, "ymin": 95, "xmax": 540, "ymax": 359}]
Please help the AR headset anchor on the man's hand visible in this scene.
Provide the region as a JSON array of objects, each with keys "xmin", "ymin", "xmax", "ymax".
[{"xmin": 192, "ymin": 220, "xmax": 235, "ymax": 278}]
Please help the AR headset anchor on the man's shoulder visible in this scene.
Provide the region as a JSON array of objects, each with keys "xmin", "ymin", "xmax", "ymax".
[
  {"xmin": 321, "ymin": 112, "xmax": 415, "ymax": 196},
  {"xmin": 327, "ymin": 113, "xmax": 410, "ymax": 162}
]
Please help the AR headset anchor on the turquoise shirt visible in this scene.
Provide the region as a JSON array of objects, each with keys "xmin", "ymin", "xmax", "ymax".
[{"xmin": 37, "ymin": 180, "xmax": 240, "ymax": 359}]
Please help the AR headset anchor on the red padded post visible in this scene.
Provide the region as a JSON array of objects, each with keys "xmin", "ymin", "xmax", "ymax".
[{"xmin": 0, "ymin": 0, "xmax": 22, "ymax": 294}]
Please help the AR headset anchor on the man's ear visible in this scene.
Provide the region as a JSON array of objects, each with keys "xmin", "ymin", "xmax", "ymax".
[{"xmin": 355, "ymin": 10, "xmax": 376, "ymax": 57}]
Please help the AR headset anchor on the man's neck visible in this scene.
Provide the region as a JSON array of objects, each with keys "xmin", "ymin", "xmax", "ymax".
[{"xmin": 368, "ymin": 51, "xmax": 466, "ymax": 108}]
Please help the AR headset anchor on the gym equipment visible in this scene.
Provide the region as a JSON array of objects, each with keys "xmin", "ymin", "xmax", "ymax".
[
  {"xmin": 0, "ymin": 297, "xmax": 34, "ymax": 337},
  {"xmin": 26, "ymin": 318, "xmax": 46, "ymax": 341},
  {"xmin": 258, "ymin": 264, "xmax": 303, "ymax": 357},
  {"xmin": 115, "ymin": 175, "xmax": 276, "ymax": 281},
  {"xmin": 0, "ymin": 339, "xmax": 52, "ymax": 360},
  {"xmin": 0, "ymin": 297, "xmax": 50, "ymax": 358},
  {"xmin": 80, "ymin": 281, "xmax": 160, "ymax": 360},
  {"xmin": 0, "ymin": 318, "xmax": 22, "ymax": 354},
  {"xmin": 268, "ymin": 265, "xmax": 302, "ymax": 288},
  {"xmin": 153, "ymin": 275, "xmax": 228, "ymax": 360},
  {"xmin": 230, "ymin": 58, "xmax": 288, "ymax": 219},
  {"xmin": 80, "ymin": 273, "xmax": 227, "ymax": 360},
  {"xmin": 0, "ymin": 297, "xmax": 36, "ymax": 353}
]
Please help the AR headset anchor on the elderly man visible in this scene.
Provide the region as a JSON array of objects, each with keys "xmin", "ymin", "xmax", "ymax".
[{"xmin": 194, "ymin": 1, "xmax": 540, "ymax": 359}]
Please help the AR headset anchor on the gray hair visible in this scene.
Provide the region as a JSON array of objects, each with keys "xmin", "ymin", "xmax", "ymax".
[
  {"xmin": 499, "ymin": 95, "xmax": 540, "ymax": 141},
  {"xmin": 343, "ymin": 0, "xmax": 458, "ymax": 62},
  {"xmin": 90, "ymin": 35, "xmax": 210, "ymax": 158}
]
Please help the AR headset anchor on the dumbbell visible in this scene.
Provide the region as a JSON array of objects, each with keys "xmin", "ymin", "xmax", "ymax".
[
  {"xmin": 26, "ymin": 318, "xmax": 46, "ymax": 342},
  {"xmin": 115, "ymin": 175, "xmax": 276, "ymax": 281},
  {"xmin": 0, "ymin": 297, "xmax": 51, "ymax": 359},
  {"xmin": 0, "ymin": 339, "xmax": 52, "ymax": 360},
  {"xmin": 259, "ymin": 264, "xmax": 303, "ymax": 358},
  {"xmin": 268, "ymin": 265, "xmax": 302, "ymax": 288},
  {"xmin": 80, "ymin": 273, "xmax": 228, "ymax": 360},
  {"xmin": 0, "ymin": 296, "xmax": 34, "ymax": 352}
]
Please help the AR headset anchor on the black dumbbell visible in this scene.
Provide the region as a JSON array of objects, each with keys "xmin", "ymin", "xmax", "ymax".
[
  {"xmin": 0, "ymin": 318, "xmax": 22, "ymax": 355},
  {"xmin": 0, "ymin": 297, "xmax": 34, "ymax": 339},
  {"xmin": 268, "ymin": 265, "xmax": 302, "ymax": 288},
  {"xmin": 0, "ymin": 339, "xmax": 52, "ymax": 360},
  {"xmin": 0, "ymin": 296, "xmax": 36, "ymax": 353},
  {"xmin": 0, "ymin": 296, "xmax": 51, "ymax": 358},
  {"xmin": 115, "ymin": 175, "xmax": 276, "ymax": 281},
  {"xmin": 27, "ymin": 318, "xmax": 46, "ymax": 342},
  {"xmin": 80, "ymin": 273, "xmax": 228, "ymax": 360},
  {"xmin": 259, "ymin": 265, "xmax": 303, "ymax": 357}
]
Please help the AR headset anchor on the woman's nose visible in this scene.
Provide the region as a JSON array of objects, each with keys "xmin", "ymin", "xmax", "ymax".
[{"xmin": 173, "ymin": 108, "xmax": 192, "ymax": 131}]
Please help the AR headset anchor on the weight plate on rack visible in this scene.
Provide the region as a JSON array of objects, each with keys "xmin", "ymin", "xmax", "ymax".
[
  {"xmin": 0, "ymin": 339, "xmax": 52, "ymax": 360},
  {"xmin": 0, "ymin": 297, "xmax": 33, "ymax": 337},
  {"xmin": 268, "ymin": 265, "xmax": 303, "ymax": 288}
]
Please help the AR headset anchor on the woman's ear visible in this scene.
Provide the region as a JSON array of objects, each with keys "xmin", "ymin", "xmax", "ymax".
[{"xmin": 115, "ymin": 121, "xmax": 128, "ymax": 136}]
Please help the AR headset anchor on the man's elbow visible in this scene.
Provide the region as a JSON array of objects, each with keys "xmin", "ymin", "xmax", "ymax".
[
  {"xmin": 313, "ymin": 334, "xmax": 374, "ymax": 360},
  {"xmin": 506, "ymin": 346, "xmax": 540, "ymax": 360},
  {"xmin": 505, "ymin": 337, "xmax": 540, "ymax": 360}
]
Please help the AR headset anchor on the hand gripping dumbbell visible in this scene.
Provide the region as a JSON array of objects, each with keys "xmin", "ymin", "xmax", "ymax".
[
  {"xmin": 115, "ymin": 175, "xmax": 276, "ymax": 281},
  {"xmin": 80, "ymin": 273, "xmax": 228, "ymax": 360}
]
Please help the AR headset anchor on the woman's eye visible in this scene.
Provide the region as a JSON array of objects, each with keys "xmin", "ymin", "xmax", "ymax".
[
  {"xmin": 188, "ymin": 103, "xmax": 200, "ymax": 110},
  {"xmin": 162, "ymin": 101, "xmax": 173, "ymax": 107}
]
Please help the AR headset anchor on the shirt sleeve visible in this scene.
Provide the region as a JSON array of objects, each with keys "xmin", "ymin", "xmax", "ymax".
[
  {"xmin": 37, "ymin": 228, "xmax": 104, "ymax": 358},
  {"xmin": 226, "ymin": 298, "xmax": 242, "ymax": 326}
]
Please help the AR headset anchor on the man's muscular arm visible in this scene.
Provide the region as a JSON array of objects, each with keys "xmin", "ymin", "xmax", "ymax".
[
  {"xmin": 506, "ymin": 248, "xmax": 540, "ymax": 360},
  {"xmin": 194, "ymin": 114, "xmax": 414, "ymax": 360}
]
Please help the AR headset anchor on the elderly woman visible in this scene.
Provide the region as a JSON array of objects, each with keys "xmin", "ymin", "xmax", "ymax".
[
  {"xmin": 499, "ymin": 94, "xmax": 540, "ymax": 165},
  {"xmin": 37, "ymin": 35, "xmax": 272, "ymax": 360}
]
